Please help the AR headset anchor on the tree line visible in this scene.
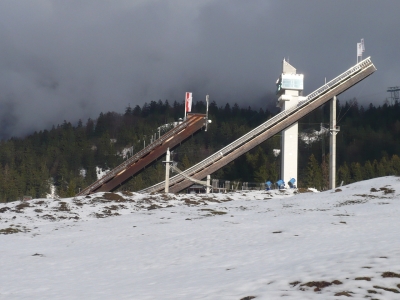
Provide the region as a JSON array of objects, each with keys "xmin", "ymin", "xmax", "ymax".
[{"xmin": 0, "ymin": 98, "xmax": 399, "ymax": 202}]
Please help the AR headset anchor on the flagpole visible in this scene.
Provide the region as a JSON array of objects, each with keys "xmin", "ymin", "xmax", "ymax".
[{"xmin": 184, "ymin": 93, "xmax": 187, "ymax": 121}]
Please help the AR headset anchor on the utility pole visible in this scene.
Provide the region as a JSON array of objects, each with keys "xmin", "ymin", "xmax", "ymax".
[
  {"xmin": 206, "ymin": 175, "xmax": 210, "ymax": 193},
  {"xmin": 329, "ymin": 96, "xmax": 340, "ymax": 189},
  {"xmin": 164, "ymin": 148, "xmax": 171, "ymax": 193},
  {"xmin": 205, "ymin": 95, "xmax": 209, "ymax": 132}
]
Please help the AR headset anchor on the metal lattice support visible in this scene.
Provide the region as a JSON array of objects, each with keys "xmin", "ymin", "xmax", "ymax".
[{"xmin": 387, "ymin": 86, "xmax": 400, "ymax": 104}]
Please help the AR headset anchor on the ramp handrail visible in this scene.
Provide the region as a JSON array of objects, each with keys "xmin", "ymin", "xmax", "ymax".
[
  {"xmin": 77, "ymin": 115, "xmax": 204, "ymax": 195},
  {"xmin": 141, "ymin": 57, "xmax": 374, "ymax": 193}
]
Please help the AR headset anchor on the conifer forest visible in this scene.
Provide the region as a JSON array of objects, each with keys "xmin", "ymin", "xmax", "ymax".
[{"xmin": 1, "ymin": 98, "xmax": 400, "ymax": 202}]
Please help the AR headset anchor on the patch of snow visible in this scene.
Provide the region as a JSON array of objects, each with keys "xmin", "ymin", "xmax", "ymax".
[
  {"xmin": 273, "ymin": 149, "xmax": 281, "ymax": 157},
  {"xmin": 300, "ymin": 127, "xmax": 330, "ymax": 145},
  {"xmin": 79, "ymin": 168, "xmax": 86, "ymax": 178},
  {"xmin": 96, "ymin": 166, "xmax": 110, "ymax": 180},
  {"xmin": 1, "ymin": 176, "xmax": 400, "ymax": 299},
  {"xmin": 118, "ymin": 146, "xmax": 134, "ymax": 159},
  {"xmin": 45, "ymin": 179, "xmax": 58, "ymax": 199}
]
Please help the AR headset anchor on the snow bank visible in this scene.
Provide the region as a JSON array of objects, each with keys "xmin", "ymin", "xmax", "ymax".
[{"xmin": 1, "ymin": 176, "xmax": 400, "ymax": 299}]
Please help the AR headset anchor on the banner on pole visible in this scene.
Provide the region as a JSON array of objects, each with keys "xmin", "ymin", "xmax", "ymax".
[{"xmin": 185, "ymin": 92, "xmax": 192, "ymax": 113}]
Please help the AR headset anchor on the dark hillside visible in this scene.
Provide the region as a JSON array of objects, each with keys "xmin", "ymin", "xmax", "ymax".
[{"xmin": 0, "ymin": 99, "xmax": 399, "ymax": 202}]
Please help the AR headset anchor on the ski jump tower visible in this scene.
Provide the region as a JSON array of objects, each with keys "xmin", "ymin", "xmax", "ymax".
[{"xmin": 276, "ymin": 59, "xmax": 304, "ymax": 184}]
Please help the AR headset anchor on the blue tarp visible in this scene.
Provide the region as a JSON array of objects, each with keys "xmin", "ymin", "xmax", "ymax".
[{"xmin": 288, "ymin": 178, "xmax": 296, "ymax": 188}]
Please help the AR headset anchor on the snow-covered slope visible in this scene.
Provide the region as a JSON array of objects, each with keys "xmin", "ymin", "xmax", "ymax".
[{"xmin": 1, "ymin": 177, "xmax": 400, "ymax": 299}]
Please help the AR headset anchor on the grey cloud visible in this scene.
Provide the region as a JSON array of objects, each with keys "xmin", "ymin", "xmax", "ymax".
[{"xmin": 0, "ymin": 0, "xmax": 399, "ymax": 139}]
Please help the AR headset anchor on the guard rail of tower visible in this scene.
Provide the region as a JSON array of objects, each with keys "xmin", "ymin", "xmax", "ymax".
[
  {"xmin": 140, "ymin": 57, "xmax": 374, "ymax": 193},
  {"xmin": 77, "ymin": 115, "xmax": 202, "ymax": 196}
]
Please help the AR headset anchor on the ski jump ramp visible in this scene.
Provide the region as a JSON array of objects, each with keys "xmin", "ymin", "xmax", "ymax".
[
  {"xmin": 140, "ymin": 57, "xmax": 376, "ymax": 193},
  {"xmin": 77, "ymin": 113, "xmax": 207, "ymax": 196}
]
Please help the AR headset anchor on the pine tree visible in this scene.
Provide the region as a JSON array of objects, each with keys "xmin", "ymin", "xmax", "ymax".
[
  {"xmin": 253, "ymin": 148, "xmax": 269, "ymax": 183},
  {"xmin": 350, "ymin": 162, "xmax": 363, "ymax": 182},
  {"xmin": 391, "ymin": 155, "xmax": 400, "ymax": 175},
  {"xmin": 363, "ymin": 160, "xmax": 375, "ymax": 179},
  {"xmin": 306, "ymin": 154, "xmax": 322, "ymax": 189},
  {"xmin": 338, "ymin": 162, "xmax": 351, "ymax": 186},
  {"xmin": 376, "ymin": 158, "xmax": 387, "ymax": 177},
  {"xmin": 321, "ymin": 155, "xmax": 329, "ymax": 190},
  {"xmin": 181, "ymin": 154, "xmax": 191, "ymax": 170}
]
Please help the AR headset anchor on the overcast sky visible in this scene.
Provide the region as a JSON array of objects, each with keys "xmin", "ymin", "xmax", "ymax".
[{"xmin": 0, "ymin": 0, "xmax": 399, "ymax": 139}]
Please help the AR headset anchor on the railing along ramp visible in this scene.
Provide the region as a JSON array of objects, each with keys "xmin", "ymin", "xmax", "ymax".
[{"xmin": 140, "ymin": 57, "xmax": 376, "ymax": 193}]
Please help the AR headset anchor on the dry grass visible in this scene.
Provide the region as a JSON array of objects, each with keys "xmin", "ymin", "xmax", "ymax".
[
  {"xmin": 355, "ymin": 277, "xmax": 371, "ymax": 281},
  {"xmin": 0, "ymin": 225, "xmax": 30, "ymax": 234},
  {"xmin": 102, "ymin": 193, "xmax": 126, "ymax": 202},
  {"xmin": 159, "ymin": 193, "xmax": 174, "ymax": 201},
  {"xmin": 55, "ymin": 202, "xmax": 70, "ymax": 212},
  {"xmin": 0, "ymin": 207, "xmax": 10, "ymax": 213},
  {"xmin": 381, "ymin": 271, "xmax": 400, "ymax": 278},
  {"xmin": 104, "ymin": 205, "xmax": 121, "ymax": 211},
  {"xmin": 336, "ymin": 199, "xmax": 367, "ymax": 207},
  {"xmin": 121, "ymin": 191, "xmax": 133, "ymax": 197},
  {"xmin": 147, "ymin": 204, "xmax": 161, "ymax": 210},
  {"xmin": 300, "ymin": 280, "xmax": 342, "ymax": 292},
  {"xmin": 15, "ymin": 202, "xmax": 30, "ymax": 210},
  {"xmin": 297, "ymin": 188, "xmax": 313, "ymax": 193},
  {"xmin": 380, "ymin": 187, "xmax": 395, "ymax": 194},
  {"xmin": 183, "ymin": 198, "xmax": 200, "ymax": 206},
  {"xmin": 73, "ymin": 198, "xmax": 84, "ymax": 206},
  {"xmin": 289, "ymin": 281, "xmax": 301, "ymax": 287},
  {"xmin": 200, "ymin": 196, "xmax": 221, "ymax": 203},
  {"xmin": 199, "ymin": 208, "xmax": 227, "ymax": 215},
  {"xmin": 373, "ymin": 285, "xmax": 399, "ymax": 293},
  {"xmin": 0, "ymin": 227, "xmax": 22, "ymax": 234},
  {"xmin": 334, "ymin": 291, "xmax": 353, "ymax": 297},
  {"xmin": 32, "ymin": 253, "xmax": 44, "ymax": 257},
  {"xmin": 41, "ymin": 214, "xmax": 56, "ymax": 221}
]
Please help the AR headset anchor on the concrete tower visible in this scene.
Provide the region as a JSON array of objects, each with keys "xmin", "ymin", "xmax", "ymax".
[{"xmin": 276, "ymin": 59, "xmax": 304, "ymax": 184}]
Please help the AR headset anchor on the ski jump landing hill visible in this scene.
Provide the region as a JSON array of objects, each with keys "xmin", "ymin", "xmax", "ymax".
[{"xmin": 140, "ymin": 57, "xmax": 376, "ymax": 193}]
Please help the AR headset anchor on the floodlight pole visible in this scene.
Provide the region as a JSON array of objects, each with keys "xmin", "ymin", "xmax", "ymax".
[
  {"xmin": 165, "ymin": 148, "xmax": 170, "ymax": 193},
  {"xmin": 205, "ymin": 95, "xmax": 209, "ymax": 132},
  {"xmin": 206, "ymin": 175, "xmax": 211, "ymax": 193},
  {"xmin": 329, "ymin": 96, "xmax": 340, "ymax": 189}
]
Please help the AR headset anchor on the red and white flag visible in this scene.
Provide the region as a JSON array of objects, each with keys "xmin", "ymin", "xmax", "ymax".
[{"xmin": 185, "ymin": 92, "xmax": 192, "ymax": 113}]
